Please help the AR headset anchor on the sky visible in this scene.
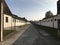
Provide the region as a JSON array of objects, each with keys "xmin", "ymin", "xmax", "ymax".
[{"xmin": 5, "ymin": 0, "xmax": 58, "ymax": 21}]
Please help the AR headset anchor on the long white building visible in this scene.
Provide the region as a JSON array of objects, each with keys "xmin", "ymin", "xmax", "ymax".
[
  {"xmin": 2, "ymin": 0, "xmax": 30, "ymax": 30},
  {"xmin": 37, "ymin": 0, "xmax": 60, "ymax": 29},
  {"xmin": 0, "ymin": 0, "xmax": 31, "ymax": 41},
  {"xmin": 37, "ymin": 14, "xmax": 60, "ymax": 29}
]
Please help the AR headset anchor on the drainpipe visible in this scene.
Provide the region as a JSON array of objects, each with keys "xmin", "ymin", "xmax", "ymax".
[
  {"xmin": 14, "ymin": 18, "xmax": 16, "ymax": 30},
  {"xmin": 1, "ymin": 0, "xmax": 4, "ymax": 42}
]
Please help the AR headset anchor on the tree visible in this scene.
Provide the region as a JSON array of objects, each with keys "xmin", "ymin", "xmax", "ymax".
[{"xmin": 45, "ymin": 11, "xmax": 53, "ymax": 18}]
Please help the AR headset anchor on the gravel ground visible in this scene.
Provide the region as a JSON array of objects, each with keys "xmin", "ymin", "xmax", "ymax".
[
  {"xmin": 12, "ymin": 24, "xmax": 60, "ymax": 45},
  {"xmin": 0, "ymin": 24, "xmax": 60, "ymax": 45},
  {"xmin": 0, "ymin": 24, "xmax": 30, "ymax": 45}
]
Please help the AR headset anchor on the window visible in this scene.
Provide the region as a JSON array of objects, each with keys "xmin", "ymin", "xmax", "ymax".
[
  {"xmin": 55, "ymin": 19, "xmax": 56, "ymax": 21},
  {"xmin": 51, "ymin": 19, "xmax": 52, "ymax": 21},
  {"xmin": 6, "ymin": 17, "xmax": 8, "ymax": 23}
]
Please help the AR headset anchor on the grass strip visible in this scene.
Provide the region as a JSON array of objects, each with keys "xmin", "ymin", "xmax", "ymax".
[{"xmin": 4, "ymin": 30, "xmax": 16, "ymax": 36}]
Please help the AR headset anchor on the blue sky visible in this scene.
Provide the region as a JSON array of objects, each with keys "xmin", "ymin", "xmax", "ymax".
[{"xmin": 5, "ymin": 0, "xmax": 58, "ymax": 21}]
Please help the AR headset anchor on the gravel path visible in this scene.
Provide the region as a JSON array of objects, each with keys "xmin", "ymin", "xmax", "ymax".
[
  {"xmin": 0, "ymin": 24, "xmax": 60, "ymax": 45},
  {"xmin": 12, "ymin": 24, "xmax": 60, "ymax": 45},
  {"xmin": 0, "ymin": 25, "xmax": 30, "ymax": 45}
]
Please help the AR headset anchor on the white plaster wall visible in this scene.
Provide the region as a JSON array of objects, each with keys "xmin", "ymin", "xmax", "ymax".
[
  {"xmin": 4, "ymin": 14, "xmax": 30, "ymax": 30},
  {"xmin": 54, "ymin": 21, "xmax": 58, "ymax": 28},
  {"xmin": 11, "ymin": 18, "xmax": 16, "ymax": 30},
  {"xmin": 16, "ymin": 19, "xmax": 26, "ymax": 26},
  {"xmin": 26, "ymin": 22, "xmax": 31, "ymax": 24},
  {"xmin": 54, "ymin": 15, "xmax": 60, "ymax": 28},
  {"xmin": 4, "ymin": 14, "xmax": 12, "ymax": 28},
  {"xmin": 39, "ymin": 18, "xmax": 53, "ymax": 27},
  {"xmin": 38, "ymin": 15, "xmax": 60, "ymax": 29}
]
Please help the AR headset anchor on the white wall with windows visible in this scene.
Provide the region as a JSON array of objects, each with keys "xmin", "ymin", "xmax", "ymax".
[
  {"xmin": 39, "ymin": 18, "xmax": 53, "ymax": 27},
  {"xmin": 4, "ymin": 14, "xmax": 12, "ymax": 28},
  {"xmin": 37, "ymin": 15, "xmax": 60, "ymax": 29},
  {"xmin": 53, "ymin": 15, "xmax": 60, "ymax": 28},
  {"xmin": 4, "ymin": 14, "xmax": 12, "ymax": 30},
  {"xmin": 4, "ymin": 14, "xmax": 30, "ymax": 30},
  {"xmin": 15, "ymin": 19, "xmax": 26, "ymax": 26}
]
